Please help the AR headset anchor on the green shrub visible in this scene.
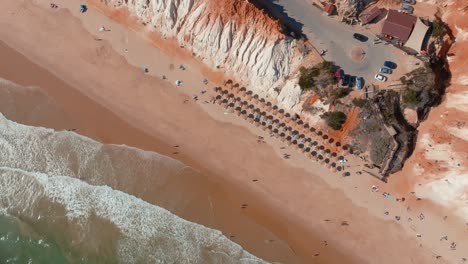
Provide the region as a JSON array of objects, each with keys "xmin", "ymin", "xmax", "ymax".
[
  {"xmin": 431, "ymin": 19, "xmax": 445, "ymax": 38},
  {"xmin": 402, "ymin": 89, "xmax": 421, "ymax": 105},
  {"xmin": 370, "ymin": 137, "xmax": 390, "ymax": 165},
  {"xmin": 332, "ymin": 88, "xmax": 350, "ymax": 99},
  {"xmin": 322, "ymin": 111, "xmax": 347, "ymax": 130},
  {"xmin": 352, "ymin": 98, "xmax": 367, "ymax": 108}
]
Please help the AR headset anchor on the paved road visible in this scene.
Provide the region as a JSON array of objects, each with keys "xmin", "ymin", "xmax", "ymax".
[{"xmin": 270, "ymin": 0, "xmax": 396, "ymax": 81}]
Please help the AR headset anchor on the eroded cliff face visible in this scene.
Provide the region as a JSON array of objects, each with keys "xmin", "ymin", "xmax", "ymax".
[
  {"xmin": 334, "ymin": 0, "xmax": 376, "ymax": 17},
  {"xmin": 101, "ymin": 0, "xmax": 312, "ymax": 100},
  {"xmin": 393, "ymin": 0, "xmax": 468, "ymax": 220}
]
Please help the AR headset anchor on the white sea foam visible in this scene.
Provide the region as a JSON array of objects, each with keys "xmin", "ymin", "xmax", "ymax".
[{"xmin": 0, "ymin": 113, "xmax": 267, "ymax": 263}]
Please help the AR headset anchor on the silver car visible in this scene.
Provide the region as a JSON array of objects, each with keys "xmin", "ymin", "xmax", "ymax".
[
  {"xmin": 402, "ymin": 0, "xmax": 415, "ymax": 4},
  {"xmin": 402, "ymin": 4, "xmax": 414, "ymax": 13},
  {"xmin": 374, "ymin": 74, "xmax": 387, "ymax": 82}
]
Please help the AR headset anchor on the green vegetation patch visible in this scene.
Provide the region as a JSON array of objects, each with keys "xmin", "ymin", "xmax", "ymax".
[
  {"xmin": 298, "ymin": 61, "xmax": 336, "ymax": 92},
  {"xmin": 321, "ymin": 111, "xmax": 347, "ymax": 130},
  {"xmin": 370, "ymin": 137, "xmax": 391, "ymax": 165},
  {"xmin": 332, "ymin": 88, "xmax": 351, "ymax": 99},
  {"xmin": 352, "ymin": 98, "xmax": 367, "ymax": 108},
  {"xmin": 431, "ymin": 19, "xmax": 445, "ymax": 38}
]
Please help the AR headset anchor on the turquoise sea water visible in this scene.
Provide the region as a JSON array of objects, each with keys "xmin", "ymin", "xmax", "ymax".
[{"xmin": 0, "ymin": 215, "xmax": 70, "ymax": 264}]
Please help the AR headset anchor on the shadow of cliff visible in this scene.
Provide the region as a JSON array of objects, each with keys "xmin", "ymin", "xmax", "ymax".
[{"xmin": 250, "ymin": 0, "xmax": 307, "ymax": 40}]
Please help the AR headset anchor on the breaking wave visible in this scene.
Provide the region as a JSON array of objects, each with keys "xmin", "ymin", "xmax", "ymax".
[{"xmin": 0, "ymin": 113, "xmax": 266, "ymax": 263}]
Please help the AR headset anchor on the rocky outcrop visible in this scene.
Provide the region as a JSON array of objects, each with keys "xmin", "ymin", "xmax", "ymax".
[
  {"xmin": 101, "ymin": 0, "xmax": 311, "ymax": 100},
  {"xmin": 335, "ymin": 0, "xmax": 376, "ymax": 17}
]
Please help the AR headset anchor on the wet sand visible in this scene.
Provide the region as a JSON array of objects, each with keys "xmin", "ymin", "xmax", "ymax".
[
  {"xmin": 0, "ymin": 41, "xmax": 310, "ymax": 263},
  {"xmin": 0, "ymin": 0, "xmax": 465, "ymax": 263}
]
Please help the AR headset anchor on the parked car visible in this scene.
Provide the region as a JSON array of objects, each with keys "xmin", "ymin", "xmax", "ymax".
[
  {"xmin": 401, "ymin": 4, "xmax": 414, "ymax": 13},
  {"xmin": 379, "ymin": 67, "xmax": 393, "ymax": 74},
  {"xmin": 335, "ymin": 69, "xmax": 344, "ymax": 80},
  {"xmin": 342, "ymin": 74, "xmax": 350, "ymax": 86},
  {"xmin": 349, "ymin": 76, "xmax": 356, "ymax": 87},
  {"xmin": 356, "ymin": 77, "xmax": 364, "ymax": 89},
  {"xmin": 374, "ymin": 74, "xmax": 387, "ymax": 82},
  {"xmin": 402, "ymin": 0, "xmax": 415, "ymax": 5},
  {"xmin": 384, "ymin": 61, "xmax": 397, "ymax": 69},
  {"xmin": 352, "ymin": 33, "xmax": 368, "ymax": 42}
]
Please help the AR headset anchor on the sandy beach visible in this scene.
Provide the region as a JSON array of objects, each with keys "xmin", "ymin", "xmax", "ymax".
[{"xmin": 1, "ymin": 0, "xmax": 467, "ymax": 263}]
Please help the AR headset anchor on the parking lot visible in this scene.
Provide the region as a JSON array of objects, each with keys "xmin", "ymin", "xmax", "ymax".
[{"xmin": 268, "ymin": 0, "xmax": 422, "ymax": 90}]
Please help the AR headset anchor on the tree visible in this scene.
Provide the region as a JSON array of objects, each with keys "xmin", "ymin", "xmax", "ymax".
[
  {"xmin": 332, "ymin": 88, "xmax": 350, "ymax": 99},
  {"xmin": 322, "ymin": 111, "xmax": 347, "ymax": 130},
  {"xmin": 431, "ymin": 19, "xmax": 445, "ymax": 38},
  {"xmin": 402, "ymin": 89, "xmax": 421, "ymax": 105},
  {"xmin": 352, "ymin": 98, "xmax": 367, "ymax": 108}
]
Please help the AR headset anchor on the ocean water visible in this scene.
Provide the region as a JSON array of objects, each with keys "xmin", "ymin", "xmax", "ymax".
[
  {"xmin": 0, "ymin": 113, "xmax": 266, "ymax": 264},
  {"xmin": 0, "ymin": 214, "xmax": 71, "ymax": 264}
]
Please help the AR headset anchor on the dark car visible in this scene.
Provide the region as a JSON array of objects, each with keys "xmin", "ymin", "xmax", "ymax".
[
  {"xmin": 352, "ymin": 33, "xmax": 368, "ymax": 42},
  {"xmin": 379, "ymin": 67, "xmax": 393, "ymax": 74},
  {"xmin": 356, "ymin": 77, "xmax": 364, "ymax": 90},
  {"xmin": 335, "ymin": 69, "xmax": 344, "ymax": 80},
  {"xmin": 349, "ymin": 76, "xmax": 356, "ymax": 87},
  {"xmin": 384, "ymin": 61, "xmax": 397, "ymax": 69},
  {"xmin": 342, "ymin": 74, "xmax": 350, "ymax": 86}
]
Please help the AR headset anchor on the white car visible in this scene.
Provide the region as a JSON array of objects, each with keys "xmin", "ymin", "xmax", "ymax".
[{"xmin": 374, "ymin": 74, "xmax": 387, "ymax": 82}]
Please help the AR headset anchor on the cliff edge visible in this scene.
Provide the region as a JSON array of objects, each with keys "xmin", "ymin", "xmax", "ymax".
[{"xmin": 100, "ymin": 0, "xmax": 315, "ymax": 99}]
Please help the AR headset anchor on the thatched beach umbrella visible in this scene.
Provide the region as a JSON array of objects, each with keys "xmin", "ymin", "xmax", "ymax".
[
  {"xmin": 267, "ymin": 125, "xmax": 273, "ymax": 132},
  {"xmin": 235, "ymin": 106, "xmax": 242, "ymax": 116},
  {"xmin": 335, "ymin": 142, "xmax": 341, "ymax": 147},
  {"xmin": 240, "ymin": 87, "xmax": 247, "ymax": 96},
  {"xmin": 232, "ymin": 83, "xmax": 240, "ymax": 89},
  {"xmin": 224, "ymin": 79, "xmax": 233, "ymax": 87},
  {"xmin": 254, "ymin": 119, "xmax": 260, "ymax": 127},
  {"xmin": 266, "ymin": 101, "xmax": 272, "ymax": 111},
  {"xmin": 227, "ymin": 103, "xmax": 235, "ymax": 112},
  {"xmin": 222, "ymin": 89, "xmax": 229, "ymax": 95},
  {"xmin": 324, "ymin": 158, "xmax": 330, "ymax": 164},
  {"xmin": 253, "ymin": 94, "xmax": 259, "ymax": 103},
  {"xmin": 298, "ymin": 134, "xmax": 305, "ymax": 140},
  {"xmin": 305, "ymin": 147, "xmax": 311, "ymax": 153},
  {"xmin": 286, "ymin": 136, "xmax": 292, "ymax": 145},
  {"xmin": 247, "ymin": 114, "xmax": 255, "ymax": 123},
  {"xmin": 259, "ymin": 98, "xmax": 266, "ymax": 107},
  {"xmin": 278, "ymin": 109, "xmax": 285, "ymax": 118},
  {"xmin": 241, "ymin": 110, "xmax": 248, "ymax": 119},
  {"xmin": 273, "ymin": 129, "xmax": 279, "ymax": 137},
  {"xmin": 311, "ymin": 151, "xmax": 317, "ymax": 156},
  {"xmin": 322, "ymin": 134, "xmax": 329, "ymax": 140},
  {"xmin": 273, "ymin": 119, "xmax": 280, "ymax": 125},
  {"xmin": 331, "ymin": 152, "xmax": 338, "ymax": 158},
  {"xmin": 298, "ymin": 144, "xmax": 305, "ymax": 152},
  {"xmin": 280, "ymin": 132, "xmax": 286, "ymax": 141},
  {"xmin": 292, "ymin": 139, "xmax": 298, "ymax": 146},
  {"xmin": 285, "ymin": 113, "xmax": 291, "ymax": 123},
  {"xmin": 337, "ymin": 166, "xmax": 343, "ymax": 172},
  {"xmin": 297, "ymin": 120, "xmax": 304, "ymax": 126},
  {"xmin": 328, "ymin": 138, "xmax": 334, "ymax": 144},
  {"xmin": 246, "ymin": 90, "xmax": 253, "ymax": 100},
  {"xmin": 214, "ymin": 87, "xmax": 222, "ymax": 93},
  {"xmin": 236, "ymin": 96, "xmax": 242, "ymax": 103},
  {"xmin": 319, "ymin": 145, "xmax": 325, "ymax": 151},
  {"xmin": 310, "ymin": 127, "xmax": 316, "ymax": 133},
  {"xmin": 272, "ymin": 105, "xmax": 278, "ymax": 115},
  {"xmin": 317, "ymin": 131, "xmax": 323, "ymax": 136},
  {"xmin": 303, "ymin": 124, "xmax": 310, "ymax": 134}
]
